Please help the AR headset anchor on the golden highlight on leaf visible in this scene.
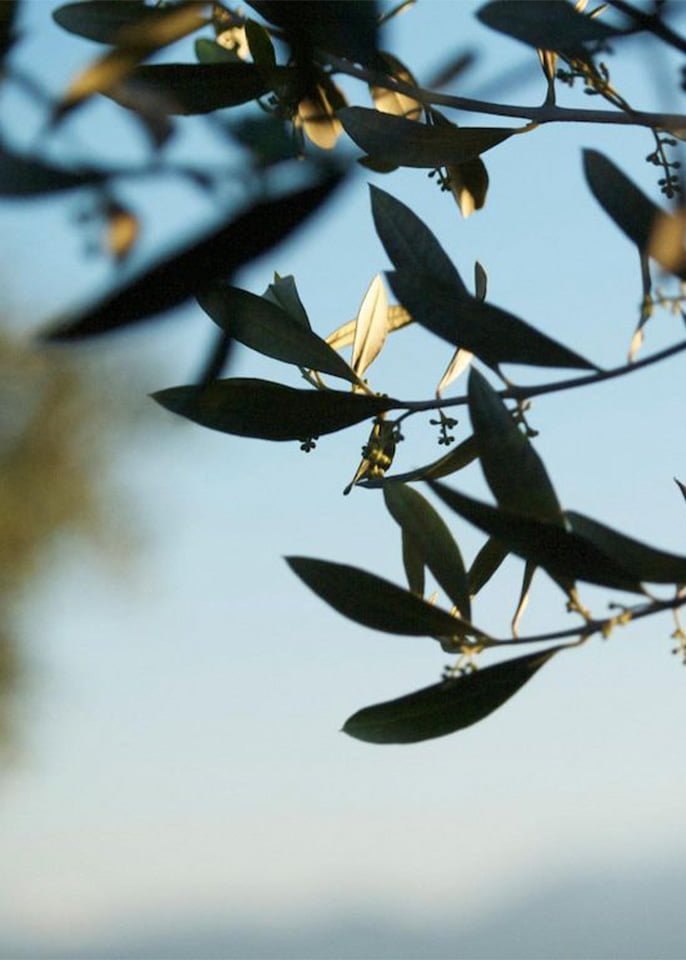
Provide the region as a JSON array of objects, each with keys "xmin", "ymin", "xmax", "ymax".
[
  {"xmin": 352, "ymin": 274, "xmax": 389, "ymax": 380},
  {"xmin": 371, "ymin": 52, "xmax": 422, "ymax": 121}
]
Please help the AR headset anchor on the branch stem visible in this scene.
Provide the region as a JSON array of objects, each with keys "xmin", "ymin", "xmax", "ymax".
[{"xmin": 326, "ymin": 53, "xmax": 686, "ymax": 130}]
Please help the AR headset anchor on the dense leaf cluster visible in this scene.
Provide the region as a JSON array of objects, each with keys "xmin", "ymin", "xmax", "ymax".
[{"xmin": 5, "ymin": 0, "xmax": 686, "ymax": 743}]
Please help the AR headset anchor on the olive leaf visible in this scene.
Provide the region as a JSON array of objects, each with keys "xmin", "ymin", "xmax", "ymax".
[
  {"xmin": 388, "ymin": 269, "xmax": 597, "ymax": 371},
  {"xmin": 153, "ymin": 379, "xmax": 398, "ymax": 441},
  {"xmin": 340, "ymin": 108, "xmax": 515, "ymax": 168},
  {"xmin": 429, "ymin": 481, "xmax": 644, "ymax": 593},
  {"xmin": 370, "ymin": 185, "xmax": 467, "ymax": 293},
  {"xmin": 263, "ymin": 274, "xmax": 310, "ymax": 329},
  {"xmin": 343, "ymin": 646, "xmax": 563, "ymax": 744},
  {"xmin": 468, "ymin": 368, "xmax": 563, "ymax": 522},
  {"xmin": 197, "ymin": 285, "xmax": 359, "ymax": 383},
  {"xmin": 477, "ymin": 1, "xmax": 618, "ymax": 54},
  {"xmin": 53, "ymin": 1, "xmax": 170, "ymax": 44},
  {"xmin": 0, "ymin": 146, "xmax": 106, "ymax": 196},
  {"xmin": 44, "ymin": 170, "xmax": 344, "ymax": 339},
  {"xmin": 468, "ymin": 537, "xmax": 509, "ymax": 596},
  {"xmin": 286, "ymin": 556, "xmax": 474, "ymax": 640},
  {"xmin": 370, "ymin": 434, "xmax": 479, "ymax": 485},
  {"xmin": 383, "ymin": 482, "xmax": 471, "ymax": 618},
  {"xmin": 351, "ymin": 274, "xmax": 389, "ymax": 380}
]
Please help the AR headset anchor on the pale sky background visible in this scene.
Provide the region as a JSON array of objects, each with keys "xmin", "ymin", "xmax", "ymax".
[{"xmin": 1, "ymin": 2, "xmax": 686, "ymax": 957}]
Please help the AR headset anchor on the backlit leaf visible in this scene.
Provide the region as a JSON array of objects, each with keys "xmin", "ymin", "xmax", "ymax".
[
  {"xmin": 477, "ymin": 0, "xmax": 617, "ymax": 53},
  {"xmin": 286, "ymin": 556, "xmax": 473, "ymax": 640},
  {"xmin": 371, "ymin": 51, "xmax": 422, "ymax": 121},
  {"xmin": 326, "ymin": 303, "xmax": 411, "ymax": 354},
  {"xmin": 436, "ymin": 348, "xmax": 472, "ymax": 397},
  {"xmin": 195, "ymin": 37, "xmax": 242, "ymax": 64},
  {"xmin": 468, "ymin": 368, "xmax": 563, "ymax": 522},
  {"xmin": 343, "ymin": 646, "xmax": 562, "ymax": 744},
  {"xmin": 383, "ymin": 482, "xmax": 470, "ymax": 617},
  {"xmin": 511, "ymin": 561, "xmax": 536, "ymax": 637},
  {"xmin": 44, "ymin": 170, "xmax": 344, "ymax": 339},
  {"xmin": 351, "ymin": 274, "xmax": 388, "ymax": 379},
  {"xmin": 376, "ymin": 434, "xmax": 479, "ymax": 484},
  {"xmin": 388, "ymin": 270, "xmax": 597, "ymax": 371},
  {"xmin": 429, "ymin": 481, "xmax": 644, "ymax": 592},
  {"xmin": 583, "ymin": 150, "xmax": 686, "ymax": 279},
  {"xmin": 447, "ymin": 157, "xmax": 489, "ymax": 218},
  {"xmin": 153, "ymin": 379, "xmax": 398, "ymax": 441},
  {"xmin": 370, "ymin": 185, "xmax": 467, "ymax": 293},
  {"xmin": 297, "ymin": 82, "xmax": 345, "ymax": 150},
  {"xmin": 197, "ymin": 285, "xmax": 358, "ymax": 383},
  {"xmin": 340, "ymin": 107, "xmax": 515, "ymax": 168}
]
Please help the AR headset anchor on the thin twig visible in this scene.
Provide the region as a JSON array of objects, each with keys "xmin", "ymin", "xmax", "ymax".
[
  {"xmin": 393, "ymin": 337, "xmax": 686, "ymax": 417},
  {"xmin": 325, "ymin": 53, "xmax": 686, "ymax": 130}
]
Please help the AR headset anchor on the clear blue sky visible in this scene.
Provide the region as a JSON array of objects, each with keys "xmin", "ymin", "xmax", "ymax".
[{"xmin": 2, "ymin": 2, "xmax": 686, "ymax": 957}]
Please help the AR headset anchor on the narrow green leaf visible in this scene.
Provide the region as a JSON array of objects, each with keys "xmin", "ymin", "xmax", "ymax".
[
  {"xmin": 341, "ymin": 108, "xmax": 515, "ymax": 168},
  {"xmin": 343, "ymin": 646, "xmax": 562, "ymax": 744},
  {"xmin": 401, "ymin": 530, "xmax": 425, "ymax": 596},
  {"xmin": 351, "ymin": 274, "xmax": 389, "ymax": 379},
  {"xmin": 583, "ymin": 150, "xmax": 686, "ymax": 279},
  {"xmin": 468, "ymin": 536, "xmax": 508, "ymax": 596},
  {"xmin": 113, "ymin": 62, "xmax": 278, "ymax": 114},
  {"xmin": 448, "ymin": 157, "xmax": 489, "ymax": 218},
  {"xmin": 566, "ymin": 510, "xmax": 686, "ymax": 585},
  {"xmin": 0, "ymin": 146, "xmax": 106, "ymax": 197},
  {"xmin": 245, "ymin": 19, "xmax": 276, "ymax": 69},
  {"xmin": 384, "ymin": 482, "xmax": 470, "ymax": 618},
  {"xmin": 511, "ymin": 561, "xmax": 536, "ymax": 637},
  {"xmin": 53, "ymin": 1, "xmax": 166, "ymax": 44},
  {"xmin": 153, "ymin": 379, "xmax": 398, "ymax": 441},
  {"xmin": 197, "ymin": 285, "xmax": 358, "ymax": 383},
  {"xmin": 429, "ymin": 481, "xmax": 644, "ymax": 593},
  {"xmin": 263, "ymin": 274, "xmax": 310, "ymax": 329},
  {"xmin": 286, "ymin": 556, "xmax": 473, "ymax": 641},
  {"xmin": 675, "ymin": 477, "xmax": 686, "ymax": 505},
  {"xmin": 372, "ymin": 434, "xmax": 479, "ymax": 485},
  {"xmin": 370, "ymin": 185, "xmax": 467, "ymax": 293},
  {"xmin": 468, "ymin": 368, "xmax": 563, "ymax": 522},
  {"xmin": 388, "ymin": 270, "xmax": 597, "ymax": 371},
  {"xmin": 43, "ymin": 170, "xmax": 344, "ymax": 339},
  {"xmin": 474, "ymin": 262, "xmax": 488, "ymax": 301},
  {"xmin": 248, "ymin": 1, "xmax": 380, "ymax": 68},
  {"xmin": 477, "ymin": 1, "xmax": 617, "ymax": 53},
  {"xmin": 195, "ymin": 38, "xmax": 241, "ymax": 64}
]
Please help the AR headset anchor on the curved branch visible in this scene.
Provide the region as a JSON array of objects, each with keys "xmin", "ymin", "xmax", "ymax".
[
  {"xmin": 326, "ymin": 53, "xmax": 686, "ymax": 130},
  {"xmin": 394, "ymin": 337, "xmax": 686, "ymax": 416}
]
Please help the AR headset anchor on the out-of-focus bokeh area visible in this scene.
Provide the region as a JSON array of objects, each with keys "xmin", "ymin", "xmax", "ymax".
[{"xmin": 2, "ymin": 2, "xmax": 686, "ymax": 957}]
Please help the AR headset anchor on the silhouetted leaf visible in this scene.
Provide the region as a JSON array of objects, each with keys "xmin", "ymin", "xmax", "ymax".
[
  {"xmin": 0, "ymin": 146, "xmax": 106, "ymax": 196},
  {"xmin": 384, "ymin": 482, "xmax": 470, "ymax": 617},
  {"xmin": 245, "ymin": 18, "xmax": 276, "ymax": 69},
  {"xmin": 153, "ymin": 379, "xmax": 398, "ymax": 440},
  {"xmin": 371, "ymin": 51, "xmax": 422, "ymax": 120},
  {"xmin": 343, "ymin": 646, "xmax": 562, "ymax": 743},
  {"xmin": 401, "ymin": 530, "xmax": 425, "ymax": 596},
  {"xmin": 675, "ymin": 477, "xmax": 686, "ymax": 505},
  {"xmin": 468, "ymin": 368, "xmax": 563, "ymax": 522},
  {"xmin": 474, "ymin": 261, "xmax": 488, "ymax": 301},
  {"xmin": 263, "ymin": 273, "xmax": 310, "ymax": 328},
  {"xmin": 286, "ymin": 556, "xmax": 473, "ymax": 640},
  {"xmin": 583, "ymin": 150, "xmax": 686, "ymax": 278},
  {"xmin": 468, "ymin": 536, "xmax": 508, "ymax": 596},
  {"xmin": 197, "ymin": 285, "xmax": 358, "ymax": 383},
  {"xmin": 388, "ymin": 270, "xmax": 597, "ymax": 371},
  {"xmin": 53, "ymin": 1, "xmax": 167, "ymax": 44},
  {"xmin": 340, "ymin": 107, "xmax": 514, "ymax": 168},
  {"xmin": 0, "ymin": 0, "xmax": 18, "ymax": 64},
  {"xmin": 248, "ymin": 1, "xmax": 380, "ymax": 67},
  {"xmin": 429, "ymin": 481, "xmax": 644, "ymax": 592},
  {"xmin": 58, "ymin": 3, "xmax": 208, "ymax": 114},
  {"xmin": 477, "ymin": 1, "xmax": 618, "ymax": 54},
  {"xmin": 44, "ymin": 170, "xmax": 345, "ymax": 339},
  {"xmin": 511, "ymin": 560, "xmax": 536, "ymax": 637},
  {"xmin": 566, "ymin": 510, "xmax": 686, "ymax": 584},
  {"xmin": 113, "ymin": 62, "xmax": 279, "ymax": 114},
  {"xmin": 370, "ymin": 185, "xmax": 467, "ymax": 292}
]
